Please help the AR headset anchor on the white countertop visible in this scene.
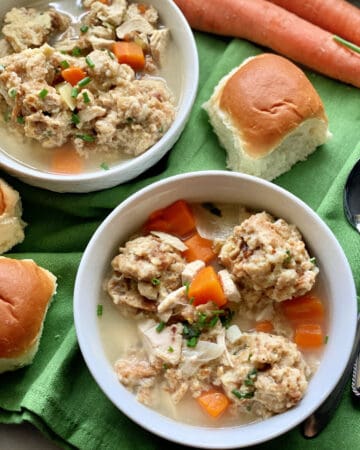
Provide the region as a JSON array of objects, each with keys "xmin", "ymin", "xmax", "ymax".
[{"xmin": 0, "ymin": 423, "xmax": 60, "ymax": 450}]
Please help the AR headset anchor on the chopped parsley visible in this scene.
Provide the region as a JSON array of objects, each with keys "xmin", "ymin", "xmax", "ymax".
[
  {"xmin": 97, "ymin": 304, "xmax": 103, "ymax": 317},
  {"xmin": 85, "ymin": 56, "xmax": 95, "ymax": 68},
  {"xmin": 60, "ymin": 60, "xmax": 70, "ymax": 69},
  {"xmin": 186, "ymin": 336, "xmax": 198, "ymax": 348},
  {"xmin": 310, "ymin": 257, "xmax": 317, "ymax": 265},
  {"xmin": 76, "ymin": 133, "xmax": 95, "ymax": 142},
  {"xmin": 283, "ymin": 250, "xmax": 292, "ymax": 264},
  {"xmin": 8, "ymin": 88, "xmax": 17, "ymax": 98},
  {"xmin": 38, "ymin": 88, "xmax": 48, "ymax": 99},
  {"xmin": 72, "ymin": 46, "xmax": 82, "ymax": 56},
  {"xmin": 80, "ymin": 24, "xmax": 89, "ymax": 33},
  {"xmin": 156, "ymin": 321, "xmax": 165, "ymax": 333},
  {"xmin": 82, "ymin": 91, "xmax": 91, "ymax": 103},
  {"xmin": 71, "ymin": 87, "xmax": 79, "ymax": 98},
  {"xmin": 151, "ymin": 277, "xmax": 161, "ymax": 286},
  {"xmin": 100, "ymin": 162, "xmax": 109, "ymax": 171},
  {"xmin": 78, "ymin": 77, "xmax": 91, "ymax": 88},
  {"xmin": 201, "ymin": 202, "xmax": 222, "ymax": 217},
  {"xmin": 71, "ymin": 113, "xmax": 80, "ymax": 125},
  {"xmin": 232, "ymin": 389, "xmax": 254, "ymax": 400},
  {"xmin": 244, "ymin": 368, "xmax": 258, "ymax": 386},
  {"xmin": 168, "ymin": 346, "xmax": 174, "ymax": 353}
]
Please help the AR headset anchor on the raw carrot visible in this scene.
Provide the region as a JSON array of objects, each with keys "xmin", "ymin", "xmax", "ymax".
[
  {"xmin": 112, "ymin": 41, "xmax": 145, "ymax": 71},
  {"xmin": 294, "ymin": 323, "xmax": 324, "ymax": 349},
  {"xmin": 188, "ymin": 266, "xmax": 227, "ymax": 307},
  {"xmin": 143, "ymin": 199, "xmax": 196, "ymax": 238},
  {"xmin": 280, "ymin": 294, "xmax": 325, "ymax": 323},
  {"xmin": 183, "ymin": 232, "xmax": 216, "ymax": 263},
  {"xmin": 197, "ymin": 389, "xmax": 230, "ymax": 418},
  {"xmin": 174, "ymin": 0, "xmax": 360, "ymax": 88},
  {"xmin": 50, "ymin": 143, "xmax": 83, "ymax": 174},
  {"xmin": 61, "ymin": 67, "xmax": 87, "ymax": 86},
  {"xmin": 255, "ymin": 320, "xmax": 274, "ymax": 333},
  {"xmin": 268, "ymin": 0, "xmax": 360, "ymax": 48}
]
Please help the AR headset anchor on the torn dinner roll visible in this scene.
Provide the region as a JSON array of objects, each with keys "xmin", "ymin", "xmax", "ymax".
[
  {"xmin": 203, "ymin": 53, "xmax": 331, "ymax": 180},
  {"xmin": 0, "ymin": 179, "xmax": 26, "ymax": 253},
  {"xmin": 0, "ymin": 257, "xmax": 57, "ymax": 374}
]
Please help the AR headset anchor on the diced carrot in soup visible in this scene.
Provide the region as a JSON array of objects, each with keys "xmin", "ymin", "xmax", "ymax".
[
  {"xmin": 183, "ymin": 232, "xmax": 216, "ymax": 263},
  {"xmin": 112, "ymin": 41, "xmax": 145, "ymax": 71},
  {"xmin": 255, "ymin": 320, "xmax": 274, "ymax": 333},
  {"xmin": 143, "ymin": 200, "xmax": 196, "ymax": 238},
  {"xmin": 294, "ymin": 323, "xmax": 324, "ymax": 349},
  {"xmin": 61, "ymin": 67, "xmax": 87, "ymax": 86},
  {"xmin": 280, "ymin": 294, "xmax": 325, "ymax": 323},
  {"xmin": 188, "ymin": 266, "xmax": 227, "ymax": 307},
  {"xmin": 197, "ymin": 390, "xmax": 230, "ymax": 418},
  {"xmin": 50, "ymin": 144, "xmax": 83, "ymax": 174}
]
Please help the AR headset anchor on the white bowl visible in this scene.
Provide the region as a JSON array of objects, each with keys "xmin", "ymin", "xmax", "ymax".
[
  {"xmin": 74, "ymin": 171, "xmax": 357, "ymax": 448},
  {"xmin": 0, "ymin": 0, "xmax": 198, "ymax": 193}
]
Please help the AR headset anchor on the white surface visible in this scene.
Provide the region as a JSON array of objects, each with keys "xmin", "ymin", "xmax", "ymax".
[
  {"xmin": 0, "ymin": 0, "xmax": 199, "ymax": 192},
  {"xmin": 74, "ymin": 170, "xmax": 358, "ymax": 449},
  {"xmin": 0, "ymin": 423, "xmax": 59, "ymax": 450}
]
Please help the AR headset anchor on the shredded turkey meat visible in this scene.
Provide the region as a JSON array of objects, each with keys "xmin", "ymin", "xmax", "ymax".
[
  {"xmin": 0, "ymin": 1, "xmax": 175, "ymax": 158},
  {"xmin": 106, "ymin": 203, "xmax": 323, "ymax": 423}
]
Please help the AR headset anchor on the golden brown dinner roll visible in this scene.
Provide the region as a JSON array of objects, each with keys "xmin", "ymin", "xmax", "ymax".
[
  {"xmin": 0, "ymin": 178, "xmax": 26, "ymax": 253},
  {"xmin": 0, "ymin": 257, "xmax": 57, "ymax": 373},
  {"xmin": 203, "ymin": 53, "xmax": 331, "ymax": 180}
]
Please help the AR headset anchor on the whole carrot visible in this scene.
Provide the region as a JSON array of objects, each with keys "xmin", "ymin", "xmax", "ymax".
[
  {"xmin": 268, "ymin": 0, "xmax": 360, "ymax": 47},
  {"xmin": 174, "ymin": 0, "xmax": 360, "ymax": 88}
]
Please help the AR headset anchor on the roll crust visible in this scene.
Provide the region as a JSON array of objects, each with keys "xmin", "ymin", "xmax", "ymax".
[
  {"xmin": 218, "ymin": 54, "xmax": 327, "ymax": 159},
  {"xmin": 0, "ymin": 257, "xmax": 56, "ymax": 360}
]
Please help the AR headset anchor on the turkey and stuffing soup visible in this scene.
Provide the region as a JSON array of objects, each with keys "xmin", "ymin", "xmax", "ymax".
[
  {"xmin": 0, "ymin": 0, "xmax": 177, "ymax": 173},
  {"xmin": 100, "ymin": 200, "xmax": 327, "ymax": 426}
]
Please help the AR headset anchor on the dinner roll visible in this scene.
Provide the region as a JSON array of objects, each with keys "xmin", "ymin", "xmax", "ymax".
[
  {"xmin": 203, "ymin": 53, "xmax": 331, "ymax": 180},
  {"xmin": 0, "ymin": 257, "xmax": 57, "ymax": 373},
  {"xmin": 0, "ymin": 178, "xmax": 26, "ymax": 253}
]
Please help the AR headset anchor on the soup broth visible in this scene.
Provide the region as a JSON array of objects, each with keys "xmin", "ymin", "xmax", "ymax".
[
  {"xmin": 99, "ymin": 201, "xmax": 327, "ymax": 427},
  {"xmin": 0, "ymin": 0, "xmax": 182, "ymax": 174}
]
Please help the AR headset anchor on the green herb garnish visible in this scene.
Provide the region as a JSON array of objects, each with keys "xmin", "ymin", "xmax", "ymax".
[
  {"xmin": 71, "ymin": 87, "xmax": 79, "ymax": 98},
  {"xmin": 220, "ymin": 309, "xmax": 234, "ymax": 329},
  {"xmin": 72, "ymin": 46, "xmax": 82, "ymax": 56},
  {"xmin": 232, "ymin": 389, "xmax": 254, "ymax": 400},
  {"xmin": 16, "ymin": 116, "xmax": 25, "ymax": 124},
  {"xmin": 244, "ymin": 368, "xmax": 258, "ymax": 386},
  {"xmin": 186, "ymin": 336, "xmax": 199, "ymax": 348},
  {"xmin": 85, "ymin": 56, "xmax": 95, "ymax": 68},
  {"xmin": 324, "ymin": 335, "xmax": 329, "ymax": 344},
  {"xmin": 82, "ymin": 91, "xmax": 90, "ymax": 103},
  {"xmin": 97, "ymin": 304, "xmax": 103, "ymax": 316},
  {"xmin": 156, "ymin": 321, "xmax": 165, "ymax": 333},
  {"xmin": 76, "ymin": 133, "xmax": 95, "ymax": 142},
  {"xmin": 8, "ymin": 88, "xmax": 17, "ymax": 98},
  {"xmin": 151, "ymin": 277, "xmax": 161, "ymax": 286},
  {"xmin": 78, "ymin": 76, "xmax": 91, "ymax": 87},
  {"xmin": 100, "ymin": 162, "xmax": 109, "ymax": 171},
  {"xmin": 60, "ymin": 60, "xmax": 70, "ymax": 69},
  {"xmin": 107, "ymin": 50, "xmax": 115, "ymax": 60},
  {"xmin": 80, "ymin": 24, "xmax": 89, "ymax": 33},
  {"xmin": 310, "ymin": 257, "xmax": 317, "ymax": 265},
  {"xmin": 168, "ymin": 346, "xmax": 174, "ymax": 353},
  {"xmin": 38, "ymin": 88, "xmax": 48, "ymax": 99},
  {"xmin": 71, "ymin": 113, "xmax": 80, "ymax": 125},
  {"xmin": 184, "ymin": 281, "xmax": 190, "ymax": 295},
  {"xmin": 283, "ymin": 250, "xmax": 292, "ymax": 265}
]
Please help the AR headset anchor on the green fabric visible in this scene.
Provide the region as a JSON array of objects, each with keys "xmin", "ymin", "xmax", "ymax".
[{"xmin": 1, "ymin": 33, "xmax": 360, "ymax": 450}]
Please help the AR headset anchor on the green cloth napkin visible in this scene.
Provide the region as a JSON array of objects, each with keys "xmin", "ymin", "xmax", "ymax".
[{"xmin": 1, "ymin": 32, "xmax": 360, "ymax": 450}]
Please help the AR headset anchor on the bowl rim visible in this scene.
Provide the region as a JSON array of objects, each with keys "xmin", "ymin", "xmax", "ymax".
[
  {"xmin": 74, "ymin": 170, "xmax": 358, "ymax": 448},
  {"xmin": 0, "ymin": 0, "xmax": 199, "ymax": 190}
]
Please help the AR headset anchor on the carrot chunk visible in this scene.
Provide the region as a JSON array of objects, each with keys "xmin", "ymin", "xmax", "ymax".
[
  {"xmin": 183, "ymin": 232, "xmax": 216, "ymax": 263},
  {"xmin": 188, "ymin": 266, "xmax": 227, "ymax": 307},
  {"xmin": 294, "ymin": 323, "xmax": 324, "ymax": 349},
  {"xmin": 197, "ymin": 390, "xmax": 230, "ymax": 418},
  {"xmin": 255, "ymin": 320, "xmax": 274, "ymax": 333},
  {"xmin": 280, "ymin": 294, "xmax": 325, "ymax": 323},
  {"xmin": 0, "ymin": 189, "xmax": 5, "ymax": 215},
  {"xmin": 143, "ymin": 199, "xmax": 196, "ymax": 238},
  {"xmin": 61, "ymin": 67, "xmax": 87, "ymax": 86},
  {"xmin": 112, "ymin": 41, "xmax": 145, "ymax": 71},
  {"xmin": 50, "ymin": 143, "xmax": 83, "ymax": 174}
]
